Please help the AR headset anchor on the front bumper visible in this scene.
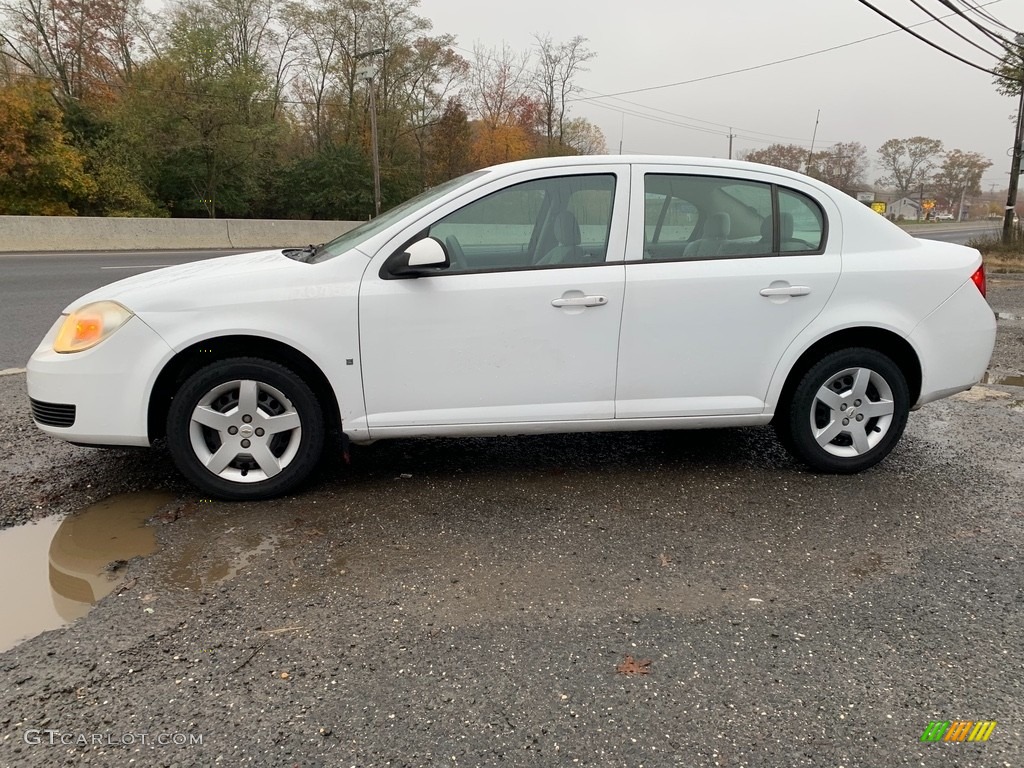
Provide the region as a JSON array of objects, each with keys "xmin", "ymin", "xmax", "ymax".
[{"xmin": 26, "ymin": 316, "xmax": 175, "ymax": 446}]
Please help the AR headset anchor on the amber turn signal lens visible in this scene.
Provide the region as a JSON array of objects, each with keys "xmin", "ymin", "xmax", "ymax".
[{"xmin": 53, "ymin": 301, "xmax": 134, "ymax": 353}]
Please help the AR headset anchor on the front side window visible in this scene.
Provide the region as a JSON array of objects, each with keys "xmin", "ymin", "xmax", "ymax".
[{"xmin": 428, "ymin": 174, "xmax": 616, "ymax": 272}]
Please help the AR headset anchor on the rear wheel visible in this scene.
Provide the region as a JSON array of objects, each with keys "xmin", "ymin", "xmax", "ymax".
[
  {"xmin": 776, "ymin": 348, "xmax": 909, "ymax": 473},
  {"xmin": 166, "ymin": 358, "xmax": 325, "ymax": 500}
]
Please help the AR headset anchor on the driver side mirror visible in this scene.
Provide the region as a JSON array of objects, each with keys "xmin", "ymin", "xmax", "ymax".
[{"xmin": 386, "ymin": 236, "xmax": 450, "ymax": 278}]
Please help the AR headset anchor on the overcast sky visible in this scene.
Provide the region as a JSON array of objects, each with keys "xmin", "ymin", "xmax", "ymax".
[{"xmin": 417, "ymin": 0, "xmax": 1023, "ymax": 190}]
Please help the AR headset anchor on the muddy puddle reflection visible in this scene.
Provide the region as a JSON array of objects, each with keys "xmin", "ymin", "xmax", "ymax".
[{"xmin": 0, "ymin": 492, "xmax": 174, "ymax": 652}]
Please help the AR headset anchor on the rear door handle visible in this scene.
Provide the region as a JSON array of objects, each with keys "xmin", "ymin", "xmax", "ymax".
[
  {"xmin": 551, "ymin": 295, "xmax": 608, "ymax": 308},
  {"xmin": 760, "ymin": 285, "xmax": 811, "ymax": 297}
]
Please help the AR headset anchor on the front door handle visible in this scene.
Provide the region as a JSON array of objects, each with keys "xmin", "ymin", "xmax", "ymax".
[
  {"xmin": 760, "ymin": 285, "xmax": 811, "ymax": 297},
  {"xmin": 551, "ymin": 295, "xmax": 608, "ymax": 308}
]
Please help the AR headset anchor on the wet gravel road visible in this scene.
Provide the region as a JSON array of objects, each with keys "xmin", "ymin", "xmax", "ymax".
[{"xmin": 0, "ymin": 280, "xmax": 1022, "ymax": 767}]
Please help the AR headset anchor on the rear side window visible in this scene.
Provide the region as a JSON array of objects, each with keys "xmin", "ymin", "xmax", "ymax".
[
  {"xmin": 642, "ymin": 174, "xmax": 827, "ymax": 260},
  {"xmin": 778, "ymin": 188, "xmax": 825, "ymax": 252},
  {"xmin": 643, "ymin": 174, "xmax": 773, "ymax": 260}
]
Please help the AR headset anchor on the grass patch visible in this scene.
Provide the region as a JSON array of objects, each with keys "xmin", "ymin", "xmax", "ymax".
[{"xmin": 968, "ymin": 225, "xmax": 1024, "ymax": 272}]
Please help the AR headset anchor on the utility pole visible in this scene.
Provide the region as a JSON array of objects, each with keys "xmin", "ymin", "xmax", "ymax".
[
  {"xmin": 355, "ymin": 47, "xmax": 387, "ymax": 218},
  {"xmin": 727, "ymin": 128, "xmax": 735, "ymax": 160},
  {"xmin": 1002, "ymin": 35, "xmax": 1024, "ymax": 244},
  {"xmin": 806, "ymin": 109, "xmax": 820, "ymax": 173}
]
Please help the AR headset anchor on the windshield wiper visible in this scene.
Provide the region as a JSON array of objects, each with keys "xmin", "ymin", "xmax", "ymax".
[{"xmin": 282, "ymin": 243, "xmax": 323, "ymax": 263}]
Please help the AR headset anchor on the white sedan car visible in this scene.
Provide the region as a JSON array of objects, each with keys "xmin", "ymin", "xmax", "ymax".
[{"xmin": 27, "ymin": 156, "xmax": 996, "ymax": 499}]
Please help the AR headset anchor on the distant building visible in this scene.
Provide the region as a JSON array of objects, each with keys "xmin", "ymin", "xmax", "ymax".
[{"xmin": 887, "ymin": 197, "xmax": 923, "ymax": 220}]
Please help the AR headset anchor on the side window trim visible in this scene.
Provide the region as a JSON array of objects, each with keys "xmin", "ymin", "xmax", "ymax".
[{"xmin": 773, "ymin": 184, "xmax": 828, "ymax": 255}]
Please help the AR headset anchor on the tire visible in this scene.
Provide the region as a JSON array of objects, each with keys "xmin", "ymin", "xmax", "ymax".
[
  {"xmin": 166, "ymin": 358, "xmax": 325, "ymax": 500},
  {"xmin": 775, "ymin": 348, "xmax": 910, "ymax": 474}
]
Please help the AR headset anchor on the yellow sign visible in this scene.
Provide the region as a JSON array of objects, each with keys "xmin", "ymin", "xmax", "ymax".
[{"xmin": 871, "ymin": 202, "xmax": 887, "ymax": 214}]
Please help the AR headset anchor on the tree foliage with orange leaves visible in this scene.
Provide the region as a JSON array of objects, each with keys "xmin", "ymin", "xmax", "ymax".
[
  {"xmin": 0, "ymin": 0, "xmax": 609, "ymax": 219},
  {"xmin": 0, "ymin": 80, "xmax": 93, "ymax": 214}
]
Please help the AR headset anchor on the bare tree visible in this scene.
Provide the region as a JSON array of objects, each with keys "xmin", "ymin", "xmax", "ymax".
[
  {"xmin": 808, "ymin": 141, "xmax": 869, "ymax": 193},
  {"xmin": 740, "ymin": 143, "xmax": 808, "ymax": 172},
  {"xmin": 467, "ymin": 41, "xmax": 531, "ymax": 129},
  {"xmin": 532, "ymin": 33, "xmax": 593, "ymax": 146}
]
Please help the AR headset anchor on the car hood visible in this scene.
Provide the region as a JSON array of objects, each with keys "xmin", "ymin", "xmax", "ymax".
[{"xmin": 63, "ymin": 250, "xmax": 314, "ymax": 313}]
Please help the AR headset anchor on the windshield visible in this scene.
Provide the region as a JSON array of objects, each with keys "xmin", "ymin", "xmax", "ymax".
[{"xmin": 308, "ymin": 171, "xmax": 489, "ymax": 263}]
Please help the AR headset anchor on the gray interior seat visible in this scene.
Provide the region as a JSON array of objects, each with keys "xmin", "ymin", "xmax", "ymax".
[
  {"xmin": 537, "ymin": 210, "xmax": 582, "ymax": 266},
  {"xmin": 683, "ymin": 212, "xmax": 731, "ymax": 258}
]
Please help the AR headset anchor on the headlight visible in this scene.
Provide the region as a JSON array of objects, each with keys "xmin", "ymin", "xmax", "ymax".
[{"xmin": 53, "ymin": 301, "xmax": 134, "ymax": 353}]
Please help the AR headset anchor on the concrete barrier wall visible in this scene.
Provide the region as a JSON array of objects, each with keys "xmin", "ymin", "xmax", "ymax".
[{"xmin": 0, "ymin": 215, "xmax": 361, "ymax": 252}]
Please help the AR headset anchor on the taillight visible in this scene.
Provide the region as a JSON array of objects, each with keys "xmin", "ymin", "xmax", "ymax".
[{"xmin": 970, "ymin": 264, "xmax": 986, "ymax": 298}]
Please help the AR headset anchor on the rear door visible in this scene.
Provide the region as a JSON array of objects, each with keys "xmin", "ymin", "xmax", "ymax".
[{"xmin": 615, "ymin": 164, "xmax": 842, "ymax": 418}]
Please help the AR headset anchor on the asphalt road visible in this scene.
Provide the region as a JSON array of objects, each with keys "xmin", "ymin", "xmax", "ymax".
[
  {"xmin": 0, "ymin": 279, "xmax": 1021, "ymax": 765},
  {"xmin": 901, "ymin": 222, "xmax": 1001, "ymax": 245},
  {"xmin": 0, "ymin": 249, "xmax": 245, "ymax": 370}
]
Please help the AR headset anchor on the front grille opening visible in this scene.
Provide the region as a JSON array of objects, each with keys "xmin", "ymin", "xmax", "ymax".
[{"xmin": 30, "ymin": 398, "xmax": 76, "ymax": 428}]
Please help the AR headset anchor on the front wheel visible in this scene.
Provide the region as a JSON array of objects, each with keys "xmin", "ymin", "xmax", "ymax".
[
  {"xmin": 776, "ymin": 348, "xmax": 910, "ymax": 474},
  {"xmin": 166, "ymin": 358, "xmax": 325, "ymax": 500}
]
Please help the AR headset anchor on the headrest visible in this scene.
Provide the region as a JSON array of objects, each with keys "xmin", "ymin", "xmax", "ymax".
[
  {"xmin": 779, "ymin": 212, "xmax": 794, "ymax": 240},
  {"xmin": 706, "ymin": 212, "xmax": 730, "ymax": 239},
  {"xmin": 553, "ymin": 210, "xmax": 581, "ymax": 246}
]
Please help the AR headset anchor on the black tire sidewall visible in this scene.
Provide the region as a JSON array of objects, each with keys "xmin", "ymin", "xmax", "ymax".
[
  {"xmin": 166, "ymin": 358, "xmax": 325, "ymax": 500},
  {"xmin": 785, "ymin": 348, "xmax": 910, "ymax": 474}
]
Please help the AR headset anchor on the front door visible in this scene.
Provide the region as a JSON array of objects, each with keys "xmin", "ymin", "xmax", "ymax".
[{"xmin": 358, "ymin": 167, "xmax": 630, "ymax": 431}]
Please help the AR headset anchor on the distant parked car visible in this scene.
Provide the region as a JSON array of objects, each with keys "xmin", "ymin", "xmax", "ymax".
[
  {"xmin": 934, "ymin": 212, "xmax": 955, "ymax": 221},
  {"xmin": 27, "ymin": 156, "xmax": 997, "ymax": 499}
]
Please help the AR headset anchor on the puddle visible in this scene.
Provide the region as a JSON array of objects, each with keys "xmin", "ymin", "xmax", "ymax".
[
  {"xmin": 0, "ymin": 492, "xmax": 174, "ymax": 653},
  {"xmin": 981, "ymin": 372, "xmax": 1024, "ymax": 387},
  {"xmin": 167, "ymin": 532, "xmax": 279, "ymax": 590}
]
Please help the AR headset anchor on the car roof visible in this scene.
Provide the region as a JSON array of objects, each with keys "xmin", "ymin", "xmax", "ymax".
[{"xmin": 482, "ymin": 154, "xmax": 814, "ymax": 185}]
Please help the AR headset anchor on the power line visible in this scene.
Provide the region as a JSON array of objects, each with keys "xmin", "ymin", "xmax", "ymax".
[
  {"xmin": 937, "ymin": 0, "xmax": 1019, "ymax": 54},
  {"xmin": 903, "ymin": 0, "xmax": 1006, "ymax": 59},
  {"xmin": 568, "ymin": 0, "xmax": 1012, "ymax": 104},
  {"xmin": 958, "ymin": 0, "xmax": 1018, "ymax": 34},
  {"xmin": 854, "ymin": 0, "xmax": 1008, "ymax": 78},
  {"xmin": 575, "ymin": 87, "xmax": 844, "ymax": 146}
]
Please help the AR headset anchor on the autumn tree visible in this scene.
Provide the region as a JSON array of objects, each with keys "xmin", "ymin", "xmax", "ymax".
[
  {"xmin": 741, "ymin": 143, "xmax": 807, "ymax": 172},
  {"xmin": 0, "ymin": 0, "xmax": 144, "ymax": 102},
  {"xmin": 875, "ymin": 136, "xmax": 944, "ymax": 197},
  {"xmin": 0, "ymin": 79, "xmax": 93, "ymax": 213},
  {"xmin": 561, "ymin": 116, "xmax": 606, "ymax": 155},
  {"xmin": 932, "ymin": 149, "xmax": 992, "ymax": 217},
  {"xmin": 807, "ymin": 142, "xmax": 869, "ymax": 193},
  {"xmin": 465, "ymin": 42, "xmax": 537, "ymax": 166},
  {"xmin": 118, "ymin": 1, "xmax": 285, "ymax": 218},
  {"xmin": 424, "ymin": 96, "xmax": 471, "ymax": 183}
]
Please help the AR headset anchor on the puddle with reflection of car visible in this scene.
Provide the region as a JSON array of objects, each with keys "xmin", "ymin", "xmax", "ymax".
[
  {"xmin": 0, "ymin": 492, "xmax": 172, "ymax": 652},
  {"xmin": 0, "ymin": 491, "xmax": 282, "ymax": 652}
]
